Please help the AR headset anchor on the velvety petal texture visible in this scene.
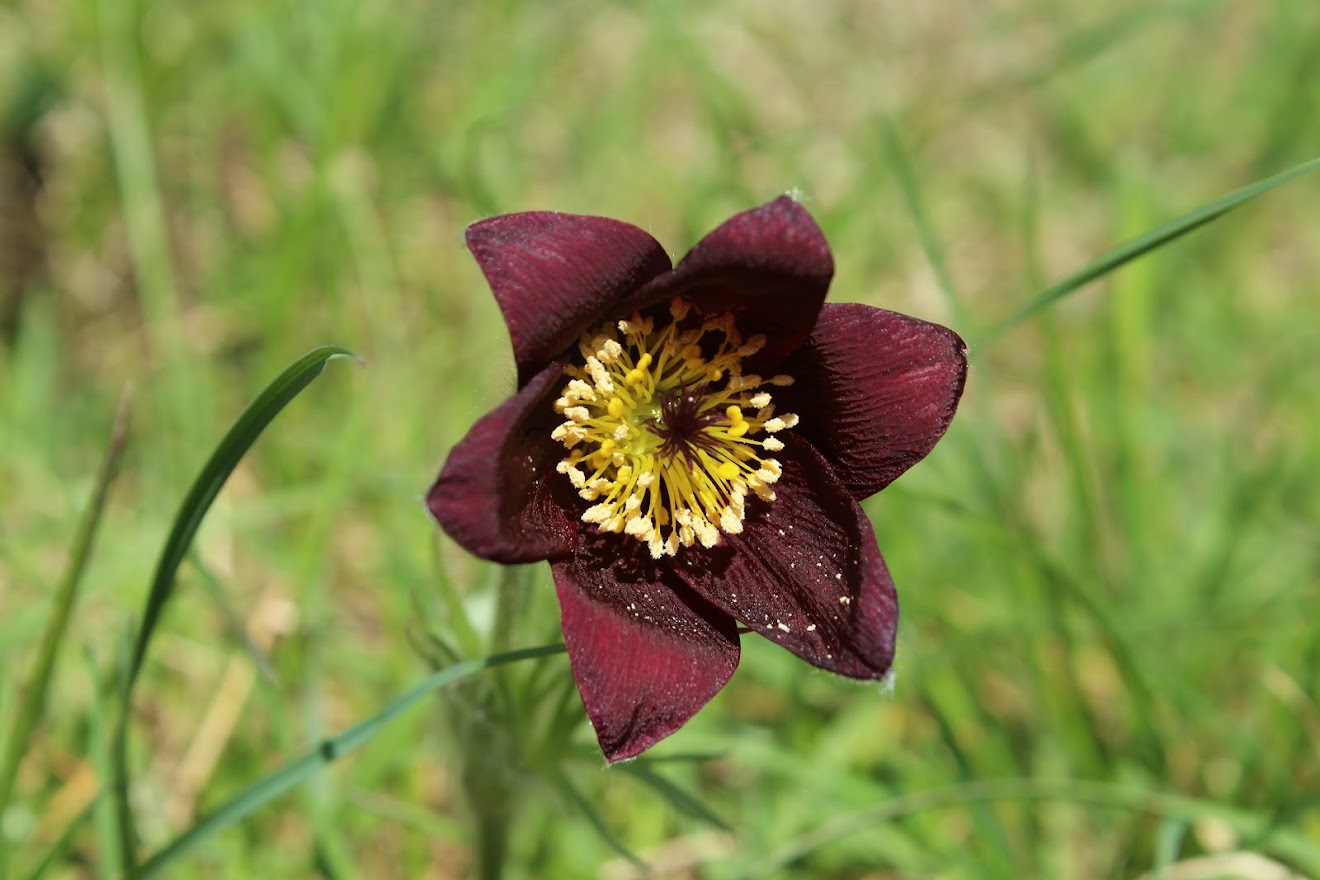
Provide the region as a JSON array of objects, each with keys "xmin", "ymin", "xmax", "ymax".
[
  {"xmin": 467, "ymin": 212, "xmax": 672, "ymax": 386},
  {"xmin": 782, "ymin": 303, "xmax": 968, "ymax": 500},
  {"xmin": 427, "ymin": 363, "xmax": 576, "ymax": 563},
  {"xmin": 626, "ymin": 197, "xmax": 833, "ymax": 369},
  {"xmin": 553, "ymin": 533, "xmax": 741, "ymax": 763},
  {"xmin": 671, "ymin": 436, "xmax": 898, "ymax": 679},
  {"xmin": 429, "ymin": 197, "xmax": 968, "ymax": 762}
]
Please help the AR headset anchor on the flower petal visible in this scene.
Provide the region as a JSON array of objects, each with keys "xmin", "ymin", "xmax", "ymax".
[
  {"xmin": 466, "ymin": 212, "xmax": 672, "ymax": 386},
  {"xmin": 780, "ymin": 303, "xmax": 968, "ymax": 500},
  {"xmin": 553, "ymin": 535, "xmax": 741, "ymax": 763},
  {"xmin": 627, "ymin": 196, "xmax": 833, "ymax": 367},
  {"xmin": 671, "ymin": 436, "xmax": 898, "ymax": 680},
  {"xmin": 426, "ymin": 363, "xmax": 577, "ymax": 563}
]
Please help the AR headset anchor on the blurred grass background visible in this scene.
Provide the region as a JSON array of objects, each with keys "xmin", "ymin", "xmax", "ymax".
[{"xmin": 2, "ymin": 0, "xmax": 1319, "ymax": 877}]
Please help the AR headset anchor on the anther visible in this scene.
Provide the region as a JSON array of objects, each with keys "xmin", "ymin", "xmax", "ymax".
[{"xmin": 552, "ymin": 297, "xmax": 801, "ymax": 555}]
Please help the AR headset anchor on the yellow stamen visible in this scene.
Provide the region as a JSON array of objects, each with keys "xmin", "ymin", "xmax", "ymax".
[{"xmin": 552, "ymin": 297, "xmax": 798, "ymax": 558}]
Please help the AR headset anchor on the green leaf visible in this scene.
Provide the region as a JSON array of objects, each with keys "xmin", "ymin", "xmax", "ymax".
[
  {"xmin": 111, "ymin": 345, "xmax": 360, "ymax": 874},
  {"xmin": 0, "ymin": 390, "xmax": 130, "ymax": 849},
  {"xmin": 978, "ymin": 154, "xmax": 1320, "ymax": 344},
  {"xmin": 136, "ymin": 643, "xmax": 564, "ymax": 878}
]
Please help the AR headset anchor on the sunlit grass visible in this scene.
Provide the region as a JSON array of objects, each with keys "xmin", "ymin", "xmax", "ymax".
[{"xmin": 2, "ymin": 0, "xmax": 1319, "ymax": 877}]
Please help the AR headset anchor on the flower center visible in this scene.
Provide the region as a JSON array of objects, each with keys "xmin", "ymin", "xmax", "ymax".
[{"xmin": 552, "ymin": 297, "xmax": 798, "ymax": 558}]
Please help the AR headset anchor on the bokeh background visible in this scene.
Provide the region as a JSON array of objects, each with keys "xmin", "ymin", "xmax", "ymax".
[{"xmin": 2, "ymin": 0, "xmax": 1319, "ymax": 877}]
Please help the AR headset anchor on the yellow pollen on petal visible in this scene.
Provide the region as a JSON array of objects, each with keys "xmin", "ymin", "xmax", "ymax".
[{"xmin": 552, "ymin": 297, "xmax": 801, "ymax": 557}]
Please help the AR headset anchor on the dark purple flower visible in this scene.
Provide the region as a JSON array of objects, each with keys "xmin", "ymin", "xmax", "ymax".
[{"xmin": 428, "ymin": 197, "xmax": 967, "ymax": 762}]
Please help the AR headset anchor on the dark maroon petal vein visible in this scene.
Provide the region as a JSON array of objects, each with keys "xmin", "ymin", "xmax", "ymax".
[
  {"xmin": 467, "ymin": 211, "xmax": 672, "ymax": 387},
  {"xmin": 780, "ymin": 303, "xmax": 967, "ymax": 500}
]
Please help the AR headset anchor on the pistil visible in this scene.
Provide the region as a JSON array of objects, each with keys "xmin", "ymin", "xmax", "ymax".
[{"xmin": 552, "ymin": 297, "xmax": 798, "ymax": 558}]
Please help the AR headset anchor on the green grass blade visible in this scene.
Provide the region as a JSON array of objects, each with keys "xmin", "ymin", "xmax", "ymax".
[
  {"xmin": 619, "ymin": 763, "xmax": 731, "ymax": 832},
  {"xmin": 111, "ymin": 345, "xmax": 360, "ymax": 873},
  {"xmin": 89, "ymin": 644, "xmax": 127, "ymax": 880},
  {"xmin": 136, "ymin": 643, "xmax": 565, "ymax": 879},
  {"xmin": 552, "ymin": 770, "xmax": 647, "ymax": 871},
  {"xmin": 19, "ymin": 794, "xmax": 99, "ymax": 880},
  {"xmin": 978, "ymin": 154, "xmax": 1320, "ymax": 344},
  {"xmin": 0, "ymin": 390, "xmax": 130, "ymax": 831},
  {"xmin": 123, "ymin": 345, "xmax": 360, "ymax": 687},
  {"xmin": 743, "ymin": 778, "xmax": 1320, "ymax": 878}
]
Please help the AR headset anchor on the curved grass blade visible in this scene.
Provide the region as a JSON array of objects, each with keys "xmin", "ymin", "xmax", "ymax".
[
  {"xmin": 743, "ymin": 778, "xmax": 1320, "ymax": 878},
  {"xmin": 0, "ymin": 390, "xmax": 130, "ymax": 846},
  {"xmin": 619, "ymin": 763, "xmax": 731, "ymax": 832},
  {"xmin": 135, "ymin": 643, "xmax": 565, "ymax": 879},
  {"xmin": 552, "ymin": 769, "xmax": 647, "ymax": 872},
  {"xmin": 978, "ymin": 154, "xmax": 1320, "ymax": 344},
  {"xmin": 124, "ymin": 345, "xmax": 360, "ymax": 687},
  {"xmin": 112, "ymin": 345, "xmax": 360, "ymax": 873}
]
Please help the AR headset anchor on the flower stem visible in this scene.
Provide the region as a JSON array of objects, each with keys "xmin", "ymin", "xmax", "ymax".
[
  {"xmin": 490, "ymin": 564, "xmax": 532, "ymax": 654},
  {"xmin": 475, "ymin": 807, "xmax": 510, "ymax": 880},
  {"xmin": 466, "ymin": 564, "xmax": 535, "ymax": 880}
]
